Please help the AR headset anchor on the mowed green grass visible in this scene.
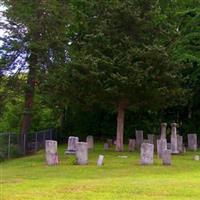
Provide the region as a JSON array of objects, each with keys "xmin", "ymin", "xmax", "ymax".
[{"xmin": 1, "ymin": 144, "xmax": 200, "ymax": 200}]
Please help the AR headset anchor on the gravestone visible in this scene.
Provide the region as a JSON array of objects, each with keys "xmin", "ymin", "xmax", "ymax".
[
  {"xmin": 194, "ymin": 155, "xmax": 200, "ymax": 161},
  {"xmin": 162, "ymin": 149, "xmax": 171, "ymax": 165},
  {"xmin": 104, "ymin": 143, "xmax": 109, "ymax": 150},
  {"xmin": 128, "ymin": 139, "xmax": 136, "ymax": 152},
  {"xmin": 136, "ymin": 130, "xmax": 144, "ymax": 149},
  {"xmin": 143, "ymin": 139, "xmax": 150, "ymax": 143},
  {"xmin": 177, "ymin": 135, "xmax": 183, "ymax": 153},
  {"xmin": 97, "ymin": 155, "xmax": 104, "ymax": 166},
  {"xmin": 76, "ymin": 142, "xmax": 88, "ymax": 165},
  {"xmin": 167, "ymin": 143, "xmax": 171, "ymax": 150},
  {"xmin": 45, "ymin": 140, "xmax": 59, "ymax": 165},
  {"xmin": 171, "ymin": 123, "xmax": 179, "ymax": 154},
  {"xmin": 157, "ymin": 139, "xmax": 167, "ymax": 159},
  {"xmin": 160, "ymin": 123, "xmax": 167, "ymax": 139},
  {"xmin": 66, "ymin": 136, "xmax": 79, "ymax": 154},
  {"xmin": 147, "ymin": 134, "xmax": 154, "ymax": 144},
  {"xmin": 188, "ymin": 134, "xmax": 197, "ymax": 151},
  {"xmin": 140, "ymin": 143, "xmax": 154, "ymax": 165},
  {"xmin": 86, "ymin": 135, "xmax": 94, "ymax": 149},
  {"xmin": 107, "ymin": 139, "xmax": 113, "ymax": 147}
]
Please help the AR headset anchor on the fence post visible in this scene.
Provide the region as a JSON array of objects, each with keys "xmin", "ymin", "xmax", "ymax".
[
  {"xmin": 43, "ymin": 131, "xmax": 46, "ymax": 147},
  {"xmin": 8, "ymin": 132, "xmax": 11, "ymax": 159},
  {"xmin": 23, "ymin": 134, "xmax": 26, "ymax": 155},
  {"xmin": 50, "ymin": 129, "xmax": 52, "ymax": 140},
  {"xmin": 35, "ymin": 132, "xmax": 38, "ymax": 152}
]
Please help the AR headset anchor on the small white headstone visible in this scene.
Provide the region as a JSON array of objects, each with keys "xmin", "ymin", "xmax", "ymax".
[
  {"xmin": 194, "ymin": 155, "xmax": 200, "ymax": 161},
  {"xmin": 97, "ymin": 155, "xmax": 104, "ymax": 166}
]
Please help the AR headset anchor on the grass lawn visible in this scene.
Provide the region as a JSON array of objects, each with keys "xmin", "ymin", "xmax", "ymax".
[{"xmin": 1, "ymin": 144, "xmax": 200, "ymax": 200}]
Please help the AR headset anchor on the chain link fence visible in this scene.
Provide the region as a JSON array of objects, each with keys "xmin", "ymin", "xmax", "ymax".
[{"xmin": 0, "ymin": 129, "xmax": 56, "ymax": 161}]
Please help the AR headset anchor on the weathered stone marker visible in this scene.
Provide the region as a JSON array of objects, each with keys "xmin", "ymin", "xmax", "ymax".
[
  {"xmin": 177, "ymin": 135, "xmax": 183, "ymax": 153},
  {"xmin": 162, "ymin": 149, "xmax": 171, "ymax": 165},
  {"xmin": 140, "ymin": 143, "xmax": 154, "ymax": 165},
  {"xmin": 171, "ymin": 123, "xmax": 179, "ymax": 154},
  {"xmin": 136, "ymin": 130, "xmax": 144, "ymax": 149},
  {"xmin": 104, "ymin": 143, "xmax": 109, "ymax": 150},
  {"xmin": 76, "ymin": 142, "xmax": 88, "ymax": 165},
  {"xmin": 194, "ymin": 155, "xmax": 200, "ymax": 161},
  {"xmin": 45, "ymin": 140, "xmax": 59, "ymax": 165},
  {"xmin": 86, "ymin": 135, "xmax": 94, "ymax": 149},
  {"xmin": 97, "ymin": 155, "xmax": 104, "ymax": 166},
  {"xmin": 188, "ymin": 134, "xmax": 197, "ymax": 151},
  {"xmin": 167, "ymin": 143, "xmax": 171, "ymax": 150},
  {"xmin": 66, "ymin": 136, "xmax": 79, "ymax": 154},
  {"xmin": 147, "ymin": 134, "xmax": 155, "ymax": 144},
  {"xmin": 160, "ymin": 123, "xmax": 167, "ymax": 139},
  {"xmin": 107, "ymin": 139, "xmax": 113, "ymax": 147},
  {"xmin": 128, "ymin": 139, "xmax": 136, "ymax": 152},
  {"xmin": 157, "ymin": 139, "xmax": 167, "ymax": 158}
]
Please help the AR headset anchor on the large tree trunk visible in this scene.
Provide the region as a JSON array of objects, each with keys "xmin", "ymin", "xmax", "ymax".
[
  {"xmin": 20, "ymin": 63, "xmax": 36, "ymax": 155},
  {"xmin": 21, "ymin": 65, "xmax": 36, "ymax": 135},
  {"xmin": 20, "ymin": 56, "xmax": 37, "ymax": 154},
  {"xmin": 115, "ymin": 101, "xmax": 125, "ymax": 152}
]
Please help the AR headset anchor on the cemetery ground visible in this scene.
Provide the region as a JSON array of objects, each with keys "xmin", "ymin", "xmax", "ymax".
[{"xmin": 1, "ymin": 144, "xmax": 200, "ymax": 200}]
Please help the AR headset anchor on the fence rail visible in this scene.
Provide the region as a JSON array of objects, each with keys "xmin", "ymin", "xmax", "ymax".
[{"xmin": 0, "ymin": 129, "xmax": 56, "ymax": 161}]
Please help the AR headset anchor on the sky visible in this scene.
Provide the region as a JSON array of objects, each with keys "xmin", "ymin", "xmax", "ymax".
[{"xmin": 0, "ymin": 4, "xmax": 6, "ymax": 46}]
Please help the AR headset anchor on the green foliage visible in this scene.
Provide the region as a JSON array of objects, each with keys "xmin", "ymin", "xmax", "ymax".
[
  {"xmin": 67, "ymin": 0, "xmax": 183, "ymax": 112},
  {"xmin": 0, "ymin": 0, "xmax": 200, "ymax": 140}
]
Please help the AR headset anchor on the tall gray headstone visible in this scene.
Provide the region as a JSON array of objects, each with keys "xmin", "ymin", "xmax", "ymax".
[
  {"xmin": 45, "ymin": 140, "xmax": 59, "ymax": 165},
  {"xmin": 157, "ymin": 139, "xmax": 167, "ymax": 158},
  {"xmin": 128, "ymin": 139, "xmax": 136, "ymax": 152},
  {"xmin": 136, "ymin": 130, "xmax": 144, "ymax": 149},
  {"xmin": 76, "ymin": 142, "xmax": 88, "ymax": 165},
  {"xmin": 162, "ymin": 149, "xmax": 171, "ymax": 165},
  {"xmin": 66, "ymin": 136, "xmax": 79, "ymax": 154},
  {"xmin": 86, "ymin": 135, "xmax": 94, "ymax": 149},
  {"xmin": 147, "ymin": 134, "xmax": 155, "ymax": 144},
  {"xmin": 140, "ymin": 143, "xmax": 154, "ymax": 165},
  {"xmin": 171, "ymin": 123, "xmax": 179, "ymax": 154},
  {"xmin": 188, "ymin": 134, "xmax": 197, "ymax": 151},
  {"xmin": 160, "ymin": 123, "xmax": 167, "ymax": 139},
  {"xmin": 177, "ymin": 135, "xmax": 183, "ymax": 153}
]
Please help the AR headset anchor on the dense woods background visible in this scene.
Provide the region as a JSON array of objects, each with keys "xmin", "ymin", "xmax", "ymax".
[{"xmin": 0, "ymin": 0, "xmax": 200, "ymax": 144}]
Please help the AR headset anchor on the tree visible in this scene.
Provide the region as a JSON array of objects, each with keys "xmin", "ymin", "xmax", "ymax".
[
  {"xmin": 0, "ymin": 0, "xmax": 69, "ymax": 138},
  {"xmin": 66, "ymin": 0, "xmax": 182, "ymax": 151}
]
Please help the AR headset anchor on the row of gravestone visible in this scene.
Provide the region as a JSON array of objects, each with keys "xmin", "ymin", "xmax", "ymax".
[
  {"xmin": 45, "ymin": 122, "xmax": 198, "ymax": 166},
  {"xmin": 104, "ymin": 123, "xmax": 198, "ymax": 153},
  {"xmin": 45, "ymin": 136, "xmax": 99, "ymax": 166},
  {"xmin": 45, "ymin": 139, "xmax": 169, "ymax": 166}
]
